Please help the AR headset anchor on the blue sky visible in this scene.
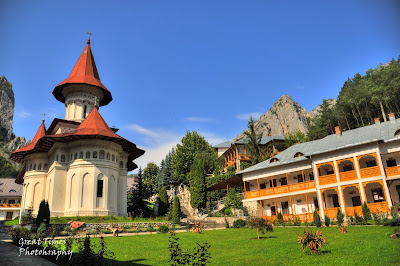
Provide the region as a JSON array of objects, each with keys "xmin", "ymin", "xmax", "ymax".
[{"xmin": 1, "ymin": 1, "xmax": 399, "ymax": 170}]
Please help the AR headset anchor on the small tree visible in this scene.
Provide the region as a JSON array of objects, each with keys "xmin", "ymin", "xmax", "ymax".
[
  {"xmin": 362, "ymin": 202, "xmax": 371, "ymax": 224},
  {"xmin": 248, "ymin": 217, "xmax": 273, "ymax": 240},
  {"xmin": 172, "ymin": 196, "xmax": 181, "ymax": 224},
  {"xmin": 224, "ymin": 188, "xmax": 242, "ymax": 210},
  {"xmin": 36, "ymin": 200, "xmax": 50, "ymax": 227},
  {"xmin": 336, "ymin": 208, "xmax": 344, "ymax": 226},
  {"xmin": 159, "ymin": 186, "xmax": 170, "ymax": 217},
  {"xmin": 277, "ymin": 212, "xmax": 284, "ymax": 224},
  {"xmin": 297, "ymin": 229, "xmax": 326, "ymax": 253},
  {"xmin": 313, "ymin": 210, "xmax": 322, "ymax": 227}
]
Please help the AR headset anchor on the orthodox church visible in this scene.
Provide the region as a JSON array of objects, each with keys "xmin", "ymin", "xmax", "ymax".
[{"xmin": 10, "ymin": 38, "xmax": 144, "ymax": 217}]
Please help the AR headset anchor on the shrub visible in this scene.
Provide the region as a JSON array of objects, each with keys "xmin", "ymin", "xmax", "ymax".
[
  {"xmin": 100, "ymin": 229, "xmax": 111, "ymax": 234},
  {"xmin": 324, "ymin": 215, "xmax": 330, "ymax": 227},
  {"xmin": 147, "ymin": 224, "xmax": 156, "ymax": 232},
  {"xmin": 297, "ymin": 229, "xmax": 326, "ymax": 253},
  {"xmin": 233, "ymin": 219, "xmax": 246, "ymax": 228},
  {"xmin": 292, "ymin": 216, "xmax": 301, "ymax": 226},
  {"xmin": 224, "ymin": 218, "xmax": 230, "ymax": 228},
  {"xmin": 313, "ymin": 210, "xmax": 322, "ymax": 227},
  {"xmin": 362, "ymin": 202, "xmax": 371, "ymax": 224},
  {"xmin": 336, "ymin": 208, "xmax": 344, "ymax": 226},
  {"xmin": 21, "ymin": 207, "xmax": 35, "ymax": 224},
  {"xmin": 339, "ymin": 226, "xmax": 347, "ymax": 234},
  {"xmin": 123, "ymin": 225, "xmax": 131, "ymax": 229},
  {"xmin": 37, "ymin": 222, "xmax": 48, "ymax": 237},
  {"xmin": 168, "ymin": 232, "xmax": 211, "ymax": 265},
  {"xmin": 277, "ymin": 212, "xmax": 284, "ymax": 224},
  {"xmin": 158, "ymin": 225, "xmax": 170, "ymax": 234},
  {"xmin": 192, "ymin": 222, "xmax": 204, "ymax": 234},
  {"xmin": 248, "ymin": 217, "xmax": 273, "ymax": 240},
  {"xmin": 354, "ymin": 212, "xmax": 363, "ymax": 225},
  {"xmin": 172, "ymin": 196, "xmax": 181, "ymax": 224},
  {"xmin": 224, "ymin": 188, "xmax": 242, "ymax": 209},
  {"xmin": 8, "ymin": 227, "xmax": 31, "ymax": 245},
  {"xmin": 225, "ymin": 208, "xmax": 231, "ymax": 216}
]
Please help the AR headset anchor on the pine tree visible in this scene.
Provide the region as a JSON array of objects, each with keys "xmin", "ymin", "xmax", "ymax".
[
  {"xmin": 127, "ymin": 168, "xmax": 151, "ymax": 217},
  {"xmin": 172, "ymin": 196, "xmax": 181, "ymax": 224},
  {"xmin": 189, "ymin": 158, "xmax": 207, "ymax": 210},
  {"xmin": 154, "ymin": 149, "xmax": 176, "ymax": 193},
  {"xmin": 36, "ymin": 200, "xmax": 50, "ymax": 227},
  {"xmin": 143, "ymin": 162, "xmax": 159, "ymax": 196},
  {"xmin": 158, "ymin": 186, "xmax": 169, "ymax": 217},
  {"xmin": 243, "ymin": 116, "xmax": 266, "ymax": 165}
]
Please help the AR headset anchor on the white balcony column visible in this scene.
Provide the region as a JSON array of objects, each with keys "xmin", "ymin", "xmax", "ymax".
[
  {"xmin": 358, "ymin": 181, "xmax": 367, "ymax": 203},
  {"xmin": 333, "ymin": 160, "xmax": 340, "ymax": 183},
  {"xmin": 382, "ymin": 180, "xmax": 393, "ymax": 208},
  {"xmin": 337, "ymin": 185, "xmax": 346, "ymax": 213},
  {"xmin": 353, "ymin": 156, "xmax": 362, "ymax": 179},
  {"xmin": 375, "ymin": 149, "xmax": 386, "ymax": 178}
]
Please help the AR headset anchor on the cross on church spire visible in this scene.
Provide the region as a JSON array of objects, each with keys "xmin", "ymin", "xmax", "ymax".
[
  {"xmin": 86, "ymin": 30, "xmax": 93, "ymax": 44},
  {"xmin": 41, "ymin": 112, "xmax": 46, "ymax": 122}
]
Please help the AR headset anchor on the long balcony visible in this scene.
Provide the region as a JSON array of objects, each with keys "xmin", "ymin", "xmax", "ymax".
[
  {"xmin": 245, "ymin": 181, "xmax": 315, "ymax": 199},
  {"xmin": 384, "ymin": 165, "xmax": 400, "ymax": 177},
  {"xmin": 359, "ymin": 166, "xmax": 381, "ymax": 178},
  {"xmin": 318, "ymin": 174, "xmax": 336, "ymax": 185},
  {"xmin": 345, "ymin": 206, "xmax": 362, "ymax": 216},
  {"xmin": 0, "ymin": 203, "xmax": 21, "ymax": 208},
  {"xmin": 339, "ymin": 170, "xmax": 357, "ymax": 182}
]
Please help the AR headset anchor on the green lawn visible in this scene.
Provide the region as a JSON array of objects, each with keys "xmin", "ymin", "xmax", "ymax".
[
  {"xmin": 49, "ymin": 216, "xmax": 168, "ymax": 224},
  {"xmin": 4, "ymin": 219, "xmax": 19, "ymax": 226},
  {"xmin": 89, "ymin": 226, "xmax": 399, "ymax": 265}
]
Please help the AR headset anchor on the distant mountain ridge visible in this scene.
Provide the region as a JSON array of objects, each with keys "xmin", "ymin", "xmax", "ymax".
[{"xmin": 235, "ymin": 95, "xmax": 335, "ymax": 141}]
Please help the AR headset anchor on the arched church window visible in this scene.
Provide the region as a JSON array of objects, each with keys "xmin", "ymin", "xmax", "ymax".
[
  {"xmin": 86, "ymin": 151, "xmax": 91, "ymax": 159},
  {"xmin": 83, "ymin": 105, "xmax": 87, "ymax": 119},
  {"xmin": 70, "ymin": 154, "xmax": 73, "ymax": 161},
  {"xmin": 74, "ymin": 153, "xmax": 78, "ymax": 160},
  {"xmin": 99, "ymin": 150, "xmax": 105, "ymax": 159},
  {"xmin": 29, "ymin": 164, "xmax": 32, "ymax": 171},
  {"xmin": 61, "ymin": 155, "xmax": 66, "ymax": 162},
  {"xmin": 56, "ymin": 155, "xmax": 59, "ymax": 161},
  {"xmin": 33, "ymin": 164, "xmax": 36, "ymax": 170},
  {"xmin": 38, "ymin": 163, "xmax": 42, "ymax": 170},
  {"xmin": 116, "ymin": 156, "xmax": 119, "ymax": 162},
  {"xmin": 93, "ymin": 151, "xmax": 98, "ymax": 159},
  {"xmin": 79, "ymin": 152, "xmax": 83, "ymax": 159},
  {"xmin": 119, "ymin": 161, "xmax": 123, "ymax": 168},
  {"xmin": 43, "ymin": 164, "xmax": 48, "ymax": 170},
  {"xmin": 106, "ymin": 153, "xmax": 110, "ymax": 160},
  {"xmin": 112, "ymin": 154, "xmax": 115, "ymax": 161}
]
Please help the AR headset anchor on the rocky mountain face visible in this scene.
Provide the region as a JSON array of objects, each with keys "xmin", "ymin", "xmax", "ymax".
[
  {"xmin": 0, "ymin": 76, "xmax": 27, "ymax": 160},
  {"xmin": 235, "ymin": 95, "xmax": 335, "ymax": 140}
]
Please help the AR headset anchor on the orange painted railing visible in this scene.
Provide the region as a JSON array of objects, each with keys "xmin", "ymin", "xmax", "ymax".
[
  {"xmin": 318, "ymin": 174, "xmax": 336, "ymax": 185},
  {"xmin": 0, "ymin": 203, "xmax": 21, "ymax": 208},
  {"xmin": 359, "ymin": 166, "xmax": 381, "ymax": 178},
  {"xmin": 339, "ymin": 170, "xmax": 358, "ymax": 182},
  {"xmin": 367, "ymin": 202, "xmax": 389, "ymax": 213},
  {"xmin": 245, "ymin": 181, "xmax": 316, "ymax": 199},
  {"xmin": 345, "ymin": 206, "xmax": 362, "ymax": 216},
  {"xmin": 238, "ymin": 154, "xmax": 251, "ymax": 161},
  {"xmin": 263, "ymin": 213, "xmax": 313, "ymax": 222},
  {"xmin": 324, "ymin": 208, "xmax": 337, "ymax": 219},
  {"xmin": 385, "ymin": 166, "xmax": 400, "ymax": 177}
]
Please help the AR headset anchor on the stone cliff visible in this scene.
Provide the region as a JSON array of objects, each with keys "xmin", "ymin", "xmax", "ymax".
[{"xmin": 235, "ymin": 95, "xmax": 335, "ymax": 140}]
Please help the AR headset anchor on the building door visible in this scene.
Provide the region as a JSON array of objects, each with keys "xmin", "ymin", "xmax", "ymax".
[
  {"xmin": 271, "ymin": 206, "xmax": 276, "ymax": 216},
  {"xmin": 6, "ymin": 212, "xmax": 13, "ymax": 220},
  {"xmin": 313, "ymin": 197, "xmax": 319, "ymax": 210},
  {"xmin": 281, "ymin": 201, "xmax": 289, "ymax": 214},
  {"xmin": 332, "ymin": 194, "xmax": 340, "ymax": 207},
  {"xmin": 352, "ymin": 196, "xmax": 361, "ymax": 207}
]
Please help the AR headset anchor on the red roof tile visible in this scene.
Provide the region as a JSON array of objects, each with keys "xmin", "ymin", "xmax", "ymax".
[
  {"xmin": 11, "ymin": 120, "xmax": 46, "ymax": 156},
  {"xmin": 53, "ymin": 38, "xmax": 112, "ymax": 106}
]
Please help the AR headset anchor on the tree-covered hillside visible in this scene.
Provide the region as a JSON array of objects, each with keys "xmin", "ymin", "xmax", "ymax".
[{"xmin": 309, "ymin": 56, "xmax": 400, "ymax": 140}]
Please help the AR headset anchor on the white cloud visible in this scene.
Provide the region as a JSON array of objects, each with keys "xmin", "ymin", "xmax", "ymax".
[
  {"xmin": 186, "ymin": 117, "xmax": 213, "ymax": 123},
  {"xmin": 17, "ymin": 111, "xmax": 32, "ymax": 118},
  {"xmin": 127, "ymin": 124, "xmax": 160, "ymax": 138},
  {"xmin": 236, "ymin": 112, "xmax": 263, "ymax": 121}
]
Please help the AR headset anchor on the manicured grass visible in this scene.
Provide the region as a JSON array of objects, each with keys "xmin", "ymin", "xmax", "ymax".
[
  {"xmin": 50, "ymin": 216, "xmax": 169, "ymax": 224},
  {"xmin": 4, "ymin": 219, "xmax": 19, "ymax": 226},
  {"xmin": 90, "ymin": 226, "xmax": 399, "ymax": 265}
]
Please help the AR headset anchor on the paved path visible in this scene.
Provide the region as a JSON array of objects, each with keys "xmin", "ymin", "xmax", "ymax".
[{"xmin": 0, "ymin": 233, "xmax": 56, "ymax": 266}]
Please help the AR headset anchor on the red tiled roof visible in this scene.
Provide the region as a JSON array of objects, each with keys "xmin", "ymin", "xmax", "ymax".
[
  {"xmin": 10, "ymin": 120, "xmax": 46, "ymax": 161},
  {"xmin": 53, "ymin": 38, "xmax": 112, "ymax": 106},
  {"xmin": 10, "ymin": 108, "xmax": 144, "ymax": 171}
]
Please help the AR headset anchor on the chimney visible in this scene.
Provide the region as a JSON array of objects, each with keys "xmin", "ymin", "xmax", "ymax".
[
  {"xmin": 374, "ymin": 118, "xmax": 380, "ymax": 124},
  {"xmin": 388, "ymin": 113, "xmax": 395, "ymax": 122},
  {"xmin": 335, "ymin": 126, "xmax": 341, "ymax": 136}
]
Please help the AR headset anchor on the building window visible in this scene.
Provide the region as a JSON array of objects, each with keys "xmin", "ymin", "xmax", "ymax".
[
  {"xmin": 309, "ymin": 172, "xmax": 314, "ymax": 181},
  {"xmin": 97, "ymin": 180, "xmax": 104, "ymax": 198},
  {"xmin": 86, "ymin": 151, "xmax": 91, "ymax": 159},
  {"xmin": 280, "ymin": 177, "xmax": 287, "ymax": 186},
  {"xmin": 366, "ymin": 160, "xmax": 377, "ymax": 168},
  {"xmin": 74, "ymin": 153, "xmax": 78, "ymax": 160},
  {"xmin": 56, "ymin": 155, "xmax": 59, "ymax": 161},
  {"xmin": 386, "ymin": 158, "xmax": 397, "ymax": 167},
  {"xmin": 119, "ymin": 161, "xmax": 124, "ymax": 168},
  {"xmin": 33, "ymin": 164, "xmax": 36, "ymax": 170},
  {"xmin": 43, "ymin": 164, "xmax": 48, "ymax": 170},
  {"xmin": 297, "ymin": 174, "xmax": 303, "ymax": 183},
  {"xmin": 112, "ymin": 154, "xmax": 115, "ymax": 161},
  {"xmin": 332, "ymin": 194, "xmax": 340, "ymax": 208},
  {"xmin": 38, "ymin": 163, "xmax": 42, "ymax": 170},
  {"xmin": 106, "ymin": 153, "xmax": 110, "ymax": 160},
  {"xmin": 269, "ymin": 179, "xmax": 277, "ymax": 187},
  {"xmin": 260, "ymin": 183, "xmax": 266, "ymax": 189},
  {"xmin": 8, "ymin": 190, "xmax": 16, "ymax": 193},
  {"xmin": 8, "ymin": 199, "xmax": 15, "ymax": 204},
  {"xmin": 70, "ymin": 154, "xmax": 73, "ymax": 160},
  {"xmin": 61, "ymin": 155, "xmax": 65, "ymax": 162},
  {"xmin": 342, "ymin": 164, "xmax": 353, "ymax": 172},
  {"xmin": 93, "ymin": 151, "xmax": 98, "ymax": 159},
  {"xmin": 372, "ymin": 188, "xmax": 385, "ymax": 202},
  {"xmin": 79, "ymin": 152, "xmax": 83, "ymax": 159},
  {"xmin": 281, "ymin": 201, "xmax": 289, "ymax": 215},
  {"xmin": 99, "ymin": 150, "xmax": 105, "ymax": 159}
]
